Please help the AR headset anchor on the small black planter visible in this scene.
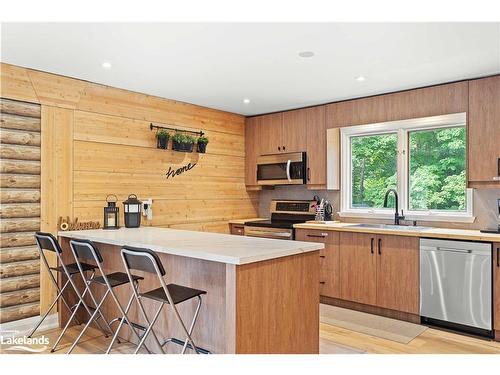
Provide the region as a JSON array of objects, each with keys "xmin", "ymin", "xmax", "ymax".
[
  {"xmin": 173, "ymin": 141, "xmax": 194, "ymax": 152},
  {"xmin": 197, "ymin": 143, "xmax": 207, "ymax": 153},
  {"xmin": 157, "ymin": 137, "xmax": 169, "ymax": 149}
]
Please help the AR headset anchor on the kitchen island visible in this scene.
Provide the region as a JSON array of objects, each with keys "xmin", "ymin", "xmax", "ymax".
[{"xmin": 57, "ymin": 227, "xmax": 322, "ymax": 354}]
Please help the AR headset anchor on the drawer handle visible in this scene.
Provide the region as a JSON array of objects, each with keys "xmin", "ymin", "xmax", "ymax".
[
  {"xmin": 319, "ymin": 281, "xmax": 326, "ymax": 284},
  {"xmin": 307, "ymin": 234, "xmax": 328, "ymax": 238},
  {"xmin": 319, "ymin": 255, "xmax": 326, "ymax": 258}
]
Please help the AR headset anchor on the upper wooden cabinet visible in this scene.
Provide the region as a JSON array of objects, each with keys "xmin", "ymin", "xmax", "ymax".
[
  {"xmin": 339, "ymin": 232, "xmax": 420, "ymax": 314},
  {"xmin": 305, "ymin": 106, "xmax": 326, "ymax": 187},
  {"xmin": 258, "ymin": 111, "xmax": 307, "ymax": 155},
  {"xmin": 468, "ymin": 75, "xmax": 500, "ymax": 186}
]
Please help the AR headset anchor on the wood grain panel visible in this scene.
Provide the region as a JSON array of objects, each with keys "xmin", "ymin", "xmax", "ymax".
[
  {"xmin": 0, "ymin": 113, "xmax": 40, "ymax": 131},
  {"xmin": 73, "ymin": 140, "xmax": 245, "ymax": 178},
  {"xmin": 235, "ymin": 251, "xmax": 319, "ymax": 353},
  {"xmin": 376, "ymin": 235, "xmax": 419, "ymax": 314},
  {"xmin": 0, "ymin": 274, "xmax": 39, "ymax": 293},
  {"xmin": 0, "ymin": 203, "xmax": 40, "ymax": 218},
  {"xmin": 339, "ymin": 232, "xmax": 377, "ymax": 306},
  {"xmin": 0, "ymin": 287, "xmax": 39, "ymax": 308},
  {"xmin": 0, "ymin": 246, "xmax": 39, "ymax": 263},
  {"xmin": 468, "ymin": 76, "xmax": 500, "ymax": 185},
  {"xmin": 0, "ymin": 232, "xmax": 36, "ymax": 248},
  {"xmin": 259, "ymin": 112, "xmax": 283, "ymax": 155},
  {"xmin": 77, "ymin": 83, "xmax": 245, "ymax": 135},
  {"xmin": 0, "ymin": 63, "xmax": 39, "ymax": 103},
  {"xmin": 0, "ymin": 218, "xmax": 40, "ymax": 233},
  {"xmin": 0, "ymin": 97, "xmax": 41, "ymax": 118},
  {"xmin": 0, "ymin": 302, "xmax": 39, "ymax": 323},
  {"xmin": 0, "ymin": 259, "xmax": 40, "ymax": 278},
  {"xmin": 28, "ymin": 70, "xmax": 86, "ymax": 109},
  {"xmin": 305, "ymin": 106, "xmax": 326, "ymax": 187},
  {"xmin": 0, "ymin": 160, "xmax": 40, "ymax": 175},
  {"xmin": 74, "ymin": 110, "xmax": 244, "ymax": 157},
  {"xmin": 0, "ymin": 129, "xmax": 41, "ymax": 146},
  {"xmin": 0, "ymin": 189, "xmax": 40, "ymax": 203},
  {"xmin": 326, "ymin": 81, "xmax": 468, "ymax": 128}
]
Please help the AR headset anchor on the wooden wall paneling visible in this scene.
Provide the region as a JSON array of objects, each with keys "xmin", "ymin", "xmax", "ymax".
[
  {"xmin": 235, "ymin": 252, "xmax": 319, "ymax": 354},
  {"xmin": 0, "ymin": 63, "xmax": 39, "ymax": 103},
  {"xmin": 0, "ymin": 97, "xmax": 41, "ymax": 323},
  {"xmin": 28, "ymin": 70, "xmax": 87, "ymax": 109},
  {"xmin": 468, "ymin": 76, "xmax": 500, "ymax": 186},
  {"xmin": 39, "ymin": 105, "xmax": 74, "ymax": 314},
  {"xmin": 77, "ymin": 83, "xmax": 245, "ymax": 136}
]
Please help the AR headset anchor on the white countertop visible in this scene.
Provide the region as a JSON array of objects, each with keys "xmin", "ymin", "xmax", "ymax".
[{"xmin": 58, "ymin": 227, "xmax": 323, "ymax": 265}]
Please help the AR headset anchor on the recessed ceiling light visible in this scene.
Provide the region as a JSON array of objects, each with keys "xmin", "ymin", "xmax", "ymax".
[
  {"xmin": 355, "ymin": 75, "xmax": 366, "ymax": 82},
  {"xmin": 102, "ymin": 62, "xmax": 112, "ymax": 69},
  {"xmin": 298, "ymin": 51, "xmax": 314, "ymax": 58},
  {"xmin": 243, "ymin": 98, "xmax": 251, "ymax": 104}
]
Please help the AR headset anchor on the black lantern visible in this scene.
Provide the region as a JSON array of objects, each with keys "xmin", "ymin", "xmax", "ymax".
[
  {"xmin": 123, "ymin": 194, "xmax": 142, "ymax": 228},
  {"xmin": 103, "ymin": 194, "xmax": 119, "ymax": 229}
]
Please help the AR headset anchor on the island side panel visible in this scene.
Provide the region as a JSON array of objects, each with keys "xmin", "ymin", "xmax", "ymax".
[
  {"xmin": 58, "ymin": 237, "xmax": 229, "ymax": 353},
  {"xmin": 234, "ymin": 251, "xmax": 319, "ymax": 354}
]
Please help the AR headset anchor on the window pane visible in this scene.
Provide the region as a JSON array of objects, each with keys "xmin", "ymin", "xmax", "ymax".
[
  {"xmin": 408, "ymin": 126, "xmax": 466, "ymax": 211},
  {"xmin": 351, "ymin": 133, "xmax": 398, "ymax": 209}
]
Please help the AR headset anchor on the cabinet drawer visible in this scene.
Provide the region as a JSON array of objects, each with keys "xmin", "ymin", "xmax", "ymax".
[
  {"xmin": 296, "ymin": 229, "xmax": 337, "ymax": 245},
  {"xmin": 230, "ymin": 224, "xmax": 245, "ymax": 236}
]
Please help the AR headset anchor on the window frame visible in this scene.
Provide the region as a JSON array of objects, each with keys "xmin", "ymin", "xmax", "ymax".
[{"xmin": 339, "ymin": 112, "xmax": 474, "ymax": 223}]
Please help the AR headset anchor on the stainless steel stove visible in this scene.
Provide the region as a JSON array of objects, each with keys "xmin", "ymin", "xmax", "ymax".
[{"xmin": 244, "ymin": 200, "xmax": 316, "ymax": 240}]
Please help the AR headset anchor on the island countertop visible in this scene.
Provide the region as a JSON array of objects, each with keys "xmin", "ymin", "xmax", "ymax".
[{"xmin": 58, "ymin": 227, "xmax": 323, "ymax": 265}]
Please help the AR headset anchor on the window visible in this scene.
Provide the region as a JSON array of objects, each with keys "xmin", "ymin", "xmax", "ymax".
[{"xmin": 340, "ymin": 113, "xmax": 473, "ymax": 222}]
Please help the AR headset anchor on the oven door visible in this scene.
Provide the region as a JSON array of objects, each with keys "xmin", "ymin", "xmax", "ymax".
[
  {"xmin": 244, "ymin": 226, "xmax": 294, "ymax": 240},
  {"xmin": 256, "ymin": 152, "xmax": 306, "ymax": 186}
]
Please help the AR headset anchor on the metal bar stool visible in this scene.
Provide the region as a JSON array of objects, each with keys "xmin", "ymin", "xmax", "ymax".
[
  {"xmin": 66, "ymin": 239, "xmax": 151, "ymax": 354},
  {"xmin": 119, "ymin": 245, "xmax": 208, "ymax": 354},
  {"xmin": 29, "ymin": 232, "xmax": 109, "ymax": 351}
]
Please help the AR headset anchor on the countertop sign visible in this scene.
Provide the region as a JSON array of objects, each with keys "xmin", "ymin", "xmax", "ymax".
[{"xmin": 165, "ymin": 162, "xmax": 197, "ymax": 179}]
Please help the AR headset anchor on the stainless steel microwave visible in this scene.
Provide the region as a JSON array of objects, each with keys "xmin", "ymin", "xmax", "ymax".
[{"xmin": 256, "ymin": 152, "xmax": 307, "ymax": 186}]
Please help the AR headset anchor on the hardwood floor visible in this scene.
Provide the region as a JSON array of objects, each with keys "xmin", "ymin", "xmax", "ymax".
[{"xmin": 2, "ymin": 321, "xmax": 500, "ymax": 354}]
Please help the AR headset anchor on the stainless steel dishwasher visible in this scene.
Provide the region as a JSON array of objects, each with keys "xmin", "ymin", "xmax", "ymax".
[{"xmin": 420, "ymin": 238, "xmax": 493, "ymax": 337}]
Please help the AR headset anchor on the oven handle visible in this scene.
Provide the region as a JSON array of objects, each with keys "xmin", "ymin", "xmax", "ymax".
[
  {"xmin": 244, "ymin": 229, "xmax": 292, "ymax": 238},
  {"xmin": 286, "ymin": 159, "xmax": 291, "ymax": 182}
]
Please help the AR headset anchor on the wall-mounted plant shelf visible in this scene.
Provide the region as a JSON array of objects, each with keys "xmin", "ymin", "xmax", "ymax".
[{"xmin": 150, "ymin": 123, "xmax": 204, "ymax": 137}]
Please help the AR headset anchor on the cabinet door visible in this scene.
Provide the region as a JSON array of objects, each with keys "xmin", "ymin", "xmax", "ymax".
[
  {"xmin": 305, "ymin": 106, "xmax": 326, "ymax": 187},
  {"xmin": 245, "ymin": 116, "xmax": 260, "ymax": 186},
  {"xmin": 494, "ymin": 243, "xmax": 500, "ymax": 331},
  {"xmin": 468, "ymin": 76, "xmax": 500, "ymax": 185},
  {"xmin": 282, "ymin": 109, "xmax": 307, "ymax": 153},
  {"xmin": 376, "ymin": 235, "xmax": 419, "ymax": 314},
  {"xmin": 339, "ymin": 232, "xmax": 377, "ymax": 305},
  {"xmin": 296, "ymin": 229, "xmax": 340, "ymax": 298},
  {"xmin": 259, "ymin": 113, "xmax": 283, "ymax": 155}
]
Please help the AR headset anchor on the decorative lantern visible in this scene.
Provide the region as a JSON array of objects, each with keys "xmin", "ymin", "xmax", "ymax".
[
  {"xmin": 103, "ymin": 194, "xmax": 119, "ymax": 229},
  {"xmin": 123, "ymin": 194, "xmax": 142, "ymax": 228}
]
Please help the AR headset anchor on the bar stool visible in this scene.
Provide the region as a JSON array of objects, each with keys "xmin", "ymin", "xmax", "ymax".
[
  {"xmin": 66, "ymin": 239, "xmax": 148, "ymax": 354},
  {"xmin": 29, "ymin": 232, "xmax": 109, "ymax": 352},
  {"xmin": 119, "ymin": 245, "xmax": 207, "ymax": 354}
]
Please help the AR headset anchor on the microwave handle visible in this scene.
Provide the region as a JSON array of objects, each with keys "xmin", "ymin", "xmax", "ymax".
[{"xmin": 286, "ymin": 159, "xmax": 291, "ymax": 182}]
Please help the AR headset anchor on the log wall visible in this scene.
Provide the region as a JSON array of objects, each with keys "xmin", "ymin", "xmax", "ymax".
[{"xmin": 0, "ymin": 98, "xmax": 41, "ymax": 323}]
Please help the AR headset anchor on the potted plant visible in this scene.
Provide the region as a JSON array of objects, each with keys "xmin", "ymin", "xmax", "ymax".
[
  {"xmin": 172, "ymin": 132, "xmax": 186, "ymax": 151},
  {"xmin": 197, "ymin": 136, "xmax": 209, "ymax": 153},
  {"xmin": 156, "ymin": 130, "xmax": 170, "ymax": 149},
  {"xmin": 183, "ymin": 135, "xmax": 196, "ymax": 152}
]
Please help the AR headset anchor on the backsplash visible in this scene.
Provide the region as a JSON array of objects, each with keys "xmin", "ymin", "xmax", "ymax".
[{"xmin": 258, "ymin": 186, "xmax": 500, "ymax": 230}]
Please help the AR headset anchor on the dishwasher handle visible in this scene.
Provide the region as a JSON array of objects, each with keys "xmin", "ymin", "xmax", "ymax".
[{"xmin": 437, "ymin": 247, "xmax": 473, "ymax": 254}]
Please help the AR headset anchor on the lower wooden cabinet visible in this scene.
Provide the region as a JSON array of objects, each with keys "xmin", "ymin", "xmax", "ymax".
[
  {"xmin": 338, "ymin": 232, "xmax": 420, "ymax": 314},
  {"xmin": 296, "ymin": 229, "xmax": 340, "ymax": 298},
  {"xmin": 229, "ymin": 223, "xmax": 245, "ymax": 235},
  {"xmin": 494, "ymin": 243, "xmax": 500, "ymax": 333}
]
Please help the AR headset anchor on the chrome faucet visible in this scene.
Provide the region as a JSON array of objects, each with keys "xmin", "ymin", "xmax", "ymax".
[{"xmin": 383, "ymin": 189, "xmax": 405, "ymax": 225}]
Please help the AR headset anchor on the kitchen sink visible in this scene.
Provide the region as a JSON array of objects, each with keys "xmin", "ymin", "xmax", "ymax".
[{"xmin": 348, "ymin": 223, "xmax": 430, "ymax": 231}]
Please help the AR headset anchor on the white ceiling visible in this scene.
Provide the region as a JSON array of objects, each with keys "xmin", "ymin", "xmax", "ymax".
[{"xmin": 1, "ymin": 23, "xmax": 499, "ymax": 115}]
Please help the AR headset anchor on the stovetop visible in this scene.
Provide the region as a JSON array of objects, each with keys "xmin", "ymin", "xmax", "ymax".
[{"xmin": 244, "ymin": 219, "xmax": 302, "ymax": 229}]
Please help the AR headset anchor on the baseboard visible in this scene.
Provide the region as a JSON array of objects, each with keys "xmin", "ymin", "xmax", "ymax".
[
  {"xmin": 320, "ymin": 296, "xmax": 420, "ymax": 324},
  {"xmin": 0, "ymin": 313, "xmax": 59, "ymax": 338}
]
